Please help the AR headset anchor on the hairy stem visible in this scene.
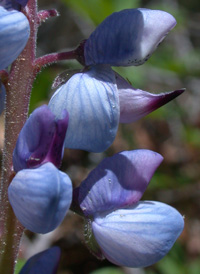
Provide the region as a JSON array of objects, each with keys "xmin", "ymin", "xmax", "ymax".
[{"xmin": 0, "ymin": 0, "xmax": 38, "ymax": 272}]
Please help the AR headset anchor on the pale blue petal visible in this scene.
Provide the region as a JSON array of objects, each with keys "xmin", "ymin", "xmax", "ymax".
[
  {"xmin": 92, "ymin": 201, "xmax": 184, "ymax": 267},
  {"xmin": 78, "ymin": 150, "xmax": 163, "ymax": 216},
  {"xmin": 8, "ymin": 163, "xmax": 72, "ymax": 234},
  {"xmin": 84, "ymin": 9, "xmax": 176, "ymax": 67},
  {"xmin": 0, "ymin": 6, "xmax": 30, "ymax": 69},
  {"xmin": 19, "ymin": 247, "xmax": 61, "ymax": 274},
  {"xmin": 49, "ymin": 65, "xmax": 119, "ymax": 152}
]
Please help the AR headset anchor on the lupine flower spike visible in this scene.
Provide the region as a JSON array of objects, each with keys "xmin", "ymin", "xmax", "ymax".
[
  {"xmin": 72, "ymin": 150, "xmax": 184, "ymax": 267},
  {"xmin": 49, "ymin": 8, "xmax": 185, "ymax": 152}
]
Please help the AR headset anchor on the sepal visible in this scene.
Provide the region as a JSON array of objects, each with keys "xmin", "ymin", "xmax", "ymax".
[
  {"xmin": 92, "ymin": 201, "xmax": 184, "ymax": 267},
  {"xmin": 8, "ymin": 163, "xmax": 72, "ymax": 234},
  {"xmin": 49, "ymin": 65, "xmax": 119, "ymax": 152}
]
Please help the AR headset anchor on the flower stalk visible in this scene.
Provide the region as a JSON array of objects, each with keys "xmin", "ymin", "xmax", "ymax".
[{"xmin": 0, "ymin": 0, "xmax": 38, "ymax": 272}]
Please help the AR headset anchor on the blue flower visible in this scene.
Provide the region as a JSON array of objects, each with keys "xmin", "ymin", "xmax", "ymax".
[
  {"xmin": 19, "ymin": 246, "xmax": 61, "ymax": 274},
  {"xmin": 0, "ymin": 1, "xmax": 30, "ymax": 70},
  {"xmin": 72, "ymin": 149, "xmax": 184, "ymax": 267},
  {"xmin": 49, "ymin": 8, "xmax": 184, "ymax": 152},
  {"xmin": 83, "ymin": 9, "xmax": 177, "ymax": 67},
  {"xmin": 8, "ymin": 163, "xmax": 72, "ymax": 234},
  {"xmin": 9, "ymin": 105, "xmax": 72, "ymax": 234}
]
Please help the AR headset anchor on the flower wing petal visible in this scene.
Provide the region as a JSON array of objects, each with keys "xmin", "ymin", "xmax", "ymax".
[
  {"xmin": 0, "ymin": 7, "xmax": 30, "ymax": 69},
  {"xmin": 79, "ymin": 150, "xmax": 163, "ymax": 216},
  {"xmin": 8, "ymin": 163, "xmax": 72, "ymax": 234},
  {"xmin": 92, "ymin": 201, "xmax": 184, "ymax": 267},
  {"xmin": 49, "ymin": 65, "xmax": 119, "ymax": 152}
]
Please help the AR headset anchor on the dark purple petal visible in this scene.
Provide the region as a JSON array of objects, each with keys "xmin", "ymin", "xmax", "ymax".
[
  {"xmin": 19, "ymin": 246, "xmax": 61, "ymax": 274},
  {"xmin": 15, "ymin": 0, "xmax": 29, "ymax": 7},
  {"xmin": 13, "ymin": 105, "xmax": 68, "ymax": 172},
  {"xmin": 116, "ymin": 73, "xmax": 185, "ymax": 123},
  {"xmin": 78, "ymin": 150, "xmax": 163, "ymax": 217}
]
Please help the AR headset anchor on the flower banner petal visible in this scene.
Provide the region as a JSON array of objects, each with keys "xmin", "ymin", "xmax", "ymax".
[
  {"xmin": 116, "ymin": 73, "xmax": 185, "ymax": 123},
  {"xmin": 8, "ymin": 163, "xmax": 72, "ymax": 234},
  {"xmin": 0, "ymin": 6, "xmax": 30, "ymax": 69},
  {"xmin": 84, "ymin": 9, "xmax": 176, "ymax": 67},
  {"xmin": 78, "ymin": 150, "xmax": 163, "ymax": 216},
  {"xmin": 49, "ymin": 65, "xmax": 119, "ymax": 152},
  {"xmin": 92, "ymin": 201, "xmax": 184, "ymax": 267},
  {"xmin": 19, "ymin": 247, "xmax": 61, "ymax": 274}
]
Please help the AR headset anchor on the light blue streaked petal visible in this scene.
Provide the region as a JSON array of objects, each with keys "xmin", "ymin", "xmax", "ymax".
[
  {"xmin": 8, "ymin": 163, "xmax": 72, "ymax": 234},
  {"xmin": 0, "ymin": 7, "xmax": 30, "ymax": 69},
  {"xmin": 84, "ymin": 9, "xmax": 176, "ymax": 67},
  {"xmin": 92, "ymin": 201, "xmax": 184, "ymax": 267},
  {"xmin": 78, "ymin": 150, "xmax": 163, "ymax": 216},
  {"xmin": 49, "ymin": 65, "xmax": 119, "ymax": 152}
]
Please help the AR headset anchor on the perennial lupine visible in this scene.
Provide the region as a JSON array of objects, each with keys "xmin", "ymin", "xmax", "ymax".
[
  {"xmin": 49, "ymin": 8, "xmax": 185, "ymax": 152},
  {"xmin": 73, "ymin": 150, "xmax": 184, "ymax": 267},
  {"xmin": 8, "ymin": 105, "xmax": 73, "ymax": 234},
  {"xmin": 0, "ymin": 2, "xmax": 185, "ymax": 273}
]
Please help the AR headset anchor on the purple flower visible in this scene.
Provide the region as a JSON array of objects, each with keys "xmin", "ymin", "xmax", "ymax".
[
  {"xmin": 49, "ymin": 8, "xmax": 184, "ymax": 152},
  {"xmin": 73, "ymin": 150, "xmax": 184, "ymax": 267},
  {"xmin": 19, "ymin": 246, "xmax": 61, "ymax": 274},
  {"xmin": 9, "ymin": 105, "xmax": 72, "ymax": 234},
  {"xmin": 0, "ymin": 2, "xmax": 30, "ymax": 69},
  {"xmin": 13, "ymin": 105, "xmax": 69, "ymax": 172}
]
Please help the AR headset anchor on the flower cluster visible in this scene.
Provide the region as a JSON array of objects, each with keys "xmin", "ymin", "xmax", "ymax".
[
  {"xmin": 0, "ymin": 3, "xmax": 185, "ymax": 273},
  {"xmin": 8, "ymin": 105, "xmax": 72, "ymax": 234}
]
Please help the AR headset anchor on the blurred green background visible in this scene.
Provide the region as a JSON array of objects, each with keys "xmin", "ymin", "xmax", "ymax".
[{"xmin": 16, "ymin": 0, "xmax": 200, "ymax": 273}]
